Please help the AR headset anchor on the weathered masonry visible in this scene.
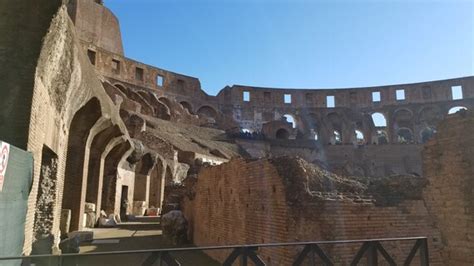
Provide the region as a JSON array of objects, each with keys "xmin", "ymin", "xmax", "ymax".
[{"xmin": 0, "ymin": 0, "xmax": 473, "ymax": 265}]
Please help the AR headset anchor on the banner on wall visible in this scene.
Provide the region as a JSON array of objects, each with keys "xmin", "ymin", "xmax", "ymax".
[
  {"xmin": 0, "ymin": 141, "xmax": 32, "ymax": 262},
  {"xmin": 0, "ymin": 141, "xmax": 10, "ymax": 192}
]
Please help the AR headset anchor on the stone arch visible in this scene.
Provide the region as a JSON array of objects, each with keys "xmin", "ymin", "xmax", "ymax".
[
  {"xmin": 148, "ymin": 156, "xmax": 166, "ymax": 209},
  {"xmin": 393, "ymin": 108, "xmax": 413, "ymax": 125},
  {"xmin": 139, "ymin": 94, "xmax": 170, "ymax": 121},
  {"xmin": 282, "ymin": 114, "xmax": 297, "ymax": 128},
  {"xmin": 241, "ymin": 128, "xmax": 252, "ymax": 133},
  {"xmin": 197, "ymin": 105, "xmax": 218, "ymax": 120},
  {"xmin": 354, "ymin": 129, "xmax": 365, "ymax": 145},
  {"xmin": 276, "ymin": 128, "xmax": 290, "ymax": 140},
  {"xmin": 85, "ymin": 124, "xmax": 123, "ymax": 222},
  {"xmin": 332, "ymin": 130, "xmax": 342, "ymax": 145},
  {"xmin": 375, "ymin": 130, "xmax": 389, "ymax": 144},
  {"xmin": 133, "ymin": 153, "xmax": 157, "ymax": 205},
  {"xmin": 418, "ymin": 106, "xmax": 442, "ymax": 125},
  {"xmin": 129, "ymin": 90, "xmax": 154, "ymax": 116},
  {"xmin": 61, "ymin": 98, "xmax": 102, "ymax": 232},
  {"xmin": 113, "ymin": 83, "xmax": 128, "ymax": 95},
  {"xmin": 392, "ymin": 108, "xmax": 414, "ymax": 144},
  {"xmin": 158, "ymin": 97, "xmax": 172, "ymax": 107},
  {"xmin": 370, "ymin": 112, "xmax": 388, "ymax": 143},
  {"xmin": 396, "ymin": 127, "xmax": 414, "ymax": 144},
  {"xmin": 303, "ymin": 112, "xmax": 326, "ymax": 141},
  {"xmin": 448, "ymin": 106, "xmax": 468, "ymax": 114},
  {"xmin": 326, "ymin": 112, "xmax": 346, "ymax": 144},
  {"xmin": 371, "ymin": 112, "xmax": 387, "ymax": 127},
  {"xmin": 101, "ymin": 140, "xmax": 132, "ymax": 215},
  {"xmin": 420, "ymin": 127, "xmax": 437, "ymax": 143},
  {"xmin": 180, "ymin": 101, "xmax": 193, "ymax": 114}
]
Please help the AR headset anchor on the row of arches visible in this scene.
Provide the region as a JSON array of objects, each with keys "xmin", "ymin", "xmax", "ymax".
[
  {"xmin": 112, "ymin": 83, "xmax": 224, "ymax": 128},
  {"xmin": 269, "ymin": 105, "xmax": 469, "ymax": 144}
]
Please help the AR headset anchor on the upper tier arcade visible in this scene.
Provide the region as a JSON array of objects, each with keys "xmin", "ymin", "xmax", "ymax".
[{"xmin": 70, "ymin": 1, "xmax": 473, "ymax": 146}]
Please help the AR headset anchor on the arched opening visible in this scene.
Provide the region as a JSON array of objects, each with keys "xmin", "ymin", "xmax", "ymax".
[
  {"xmin": 397, "ymin": 128, "xmax": 414, "ymax": 144},
  {"xmin": 311, "ymin": 129, "xmax": 319, "ymax": 141},
  {"xmin": 375, "ymin": 130, "xmax": 389, "ymax": 144},
  {"xmin": 276, "ymin": 128, "xmax": 290, "ymax": 140},
  {"xmin": 283, "ymin": 114, "xmax": 296, "ymax": 128},
  {"xmin": 371, "ymin": 112, "xmax": 387, "ymax": 127},
  {"xmin": 101, "ymin": 141, "xmax": 131, "ymax": 215},
  {"xmin": 334, "ymin": 131, "xmax": 342, "ymax": 144},
  {"xmin": 148, "ymin": 158, "xmax": 165, "ymax": 210},
  {"xmin": 197, "ymin": 105, "xmax": 218, "ymax": 120},
  {"xmin": 448, "ymin": 106, "xmax": 468, "ymax": 114},
  {"xmin": 419, "ymin": 106, "xmax": 441, "ymax": 125},
  {"xmin": 61, "ymin": 98, "xmax": 102, "ymax": 232},
  {"xmin": 180, "ymin": 101, "xmax": 193, "ymax": 114},
  {"xmin": 133, "ymin": 153, "xmax": 155, "ymax": 215},
  {"xmin": 153, "ymin": 97, "xmax": 171, "ymax": 121},
  {"xmin": 393, "ymin": 109, "xmax": 413, "ymax": 126},
  {"xmin": 114, "ymin": 84, "xmax": 128, "ymax": 95},
  {"xmin": 333, "ymin": 130, "xmax": 342, "ymax": 145},
  {"xmin": 420, "ymin": 127, "xmax": 437, "ymax": 143},
  {"xmin": 327, "ymin": 112, "xmax": 345, "ymax": 144},
  {"xmin": 305, "ymin": 113, "xmax": 320, "ymax": 140},
  {"xmin": 355, "ymin": 130, "xmax": 365, "ymax": 145},
  {"xmin": 85, "ymin": 125, "xmax": 122, "ymax": 224}
]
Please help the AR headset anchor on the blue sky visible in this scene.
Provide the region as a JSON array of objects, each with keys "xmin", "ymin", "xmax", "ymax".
[{"xmin": 107, "ymin": 0, "xmax": 473, "ymax": 96}]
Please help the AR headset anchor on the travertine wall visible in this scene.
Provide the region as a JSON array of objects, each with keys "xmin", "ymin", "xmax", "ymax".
[
  {"xmin": 422, "ymin": 111, "xmax": 474, "ymax": 265},
  {"xmin": 182, "ymin": 158, "xmax": 444, "ymax": 265}
]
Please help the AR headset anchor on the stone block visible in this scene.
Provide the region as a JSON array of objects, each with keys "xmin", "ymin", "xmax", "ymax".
[
  {"xmin": 67, "ymin": 231, "xmax": 94, "ymax": 242},
  {"xmin": 84, "ymin": 212, "xmax": 96, "ymax": 228},
  {"xmin": 84, "ymin": 202, "xmax": 96, "ymax": 213},
  {"xmin": 132, "ymin": 201, "xmax": 147, "ymax": 216}
]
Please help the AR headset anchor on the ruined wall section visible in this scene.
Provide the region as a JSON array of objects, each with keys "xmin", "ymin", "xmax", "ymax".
[
  {"xmin": 218, "ymin": 77, "xmax": 474, "ymax": 144},
  {"xmin": 0, "ymin": 0, "xmax": 63, "ymax": 149},
  {"xmin": 182, "ymin": 158, "xmax": 443, "ymax": 265},
  {"xmin": 68, "ymin": 0, "xmax": 124, "ymax": 55},
  {"xmin": 23, "ymin": 3, "xmax": 130, "ymax": 254},
  {"xmin": 422, "ymin": 111, "xmax": 474, "ymax": 265},
  {"xmin": 236, "ymin": 139, "xmax": 422, "ymax": 177}
]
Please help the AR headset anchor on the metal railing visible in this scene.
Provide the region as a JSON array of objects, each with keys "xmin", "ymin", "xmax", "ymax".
[{"xmin": 0, "ymin": 236, "xmax": 429, "ymax": 266}]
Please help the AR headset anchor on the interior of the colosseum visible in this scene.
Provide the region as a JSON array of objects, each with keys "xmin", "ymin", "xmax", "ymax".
[{"xmin": 0, "ymin": 0, "xmax": 473, "ymax": 263}]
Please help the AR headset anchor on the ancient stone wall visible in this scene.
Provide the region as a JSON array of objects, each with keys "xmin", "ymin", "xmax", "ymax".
[
  {"xmin": 182, "ymin": 158, "xmax": 444, "ymax": 265},
  {"xmin": 236, "ymin": 139, "xmax": 422, "ymax": 177},
  {"xmin": 1, "ymin": 2, "xmax": 132, "ymax": 254},
  {"xmin": 68, "ymin": 0, "xmax": 124, "ymax": 55},
  {"xmin": 422, "ymin": 111, "xmax": 474, "ymax": 265}
]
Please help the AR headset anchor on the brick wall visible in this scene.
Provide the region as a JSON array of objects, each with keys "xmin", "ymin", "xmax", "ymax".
[
  {"xmin": 422, "ymin": 111, "xmax": 474, "ymax": 265},
  {"xmin": 182, "ymin": 158, "xmax": 444, "ymax": 265}
]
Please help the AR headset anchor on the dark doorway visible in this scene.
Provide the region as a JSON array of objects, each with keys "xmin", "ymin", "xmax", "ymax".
[{"xmin": 120, "ymin": 185, "xmax": 129, "ymax": 221}]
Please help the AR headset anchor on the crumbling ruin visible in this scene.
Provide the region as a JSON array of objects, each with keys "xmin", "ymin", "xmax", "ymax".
[{"xmin": 0, "ymin": 0, "xmax": 473, "ymax": 265}]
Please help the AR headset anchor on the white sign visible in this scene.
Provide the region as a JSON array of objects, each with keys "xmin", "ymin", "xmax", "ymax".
[{"xmin": 0, "ymin": 141, "xmax": 10, "ymax": 192}]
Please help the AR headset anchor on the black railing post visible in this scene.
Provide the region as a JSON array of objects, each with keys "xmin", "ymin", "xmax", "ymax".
[
  {"xmin": 367, "ymin": 241, "xmax": 378, "ymax": 266},
  {"xmin": 240, "ymin": 247, "xmax": 248, "ymax": 266},
  {"xmin": 309, "ymin": 245, "xmax": 316, "ymax": 266},
  {"xmin": 419, "ymin": 238, "xmax": 429, "ymax": 266},
  {"xmin": 142, "ymin": 251, "xmax": 161, "ymax": 266}
]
